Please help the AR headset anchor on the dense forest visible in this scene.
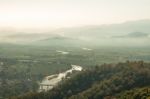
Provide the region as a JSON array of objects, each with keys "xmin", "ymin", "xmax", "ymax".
[
  {"xmin": 11, "ymin": 61, "xmax": 150, "ymax": 99},
  {"xmin": 0, "ymin": 58, "xmax": 44, "ymax": 99},
  {"xmin": 1, "ymin": 45, "xmax": 150, "ymax": 99}
]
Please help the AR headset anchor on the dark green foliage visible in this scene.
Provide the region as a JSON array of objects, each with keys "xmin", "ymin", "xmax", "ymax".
[
  {"xmin": 0, "ymin": 58, "xmax": 43, "ymax": 99},
  {"xmin": 1, "ymin": 44, "xmax": 150, "ymax": 98},
  {"xmin": 117, "ymin": 87, "xmax": 150, "ymax": 99},
  {"xmin": 12, "ymin": 61, "xmax": 150, "ymax": 99}
]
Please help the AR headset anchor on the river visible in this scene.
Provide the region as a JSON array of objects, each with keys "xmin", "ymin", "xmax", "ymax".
[{"xmin": 38, "ymin": 65, "xmax": 82, "ymax": 92}]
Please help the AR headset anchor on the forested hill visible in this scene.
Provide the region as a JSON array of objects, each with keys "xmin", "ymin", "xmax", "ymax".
[{"xmin": 11, "ymin": 61, "xmax": 150, "ymax": 99}]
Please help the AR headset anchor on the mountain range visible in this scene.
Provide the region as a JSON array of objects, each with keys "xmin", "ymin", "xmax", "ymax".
[{"xmin": 0, "ymin": 19, "xmax": 150, "ymax": 46}]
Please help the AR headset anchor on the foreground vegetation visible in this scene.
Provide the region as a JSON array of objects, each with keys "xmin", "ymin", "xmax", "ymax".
[
  {"xmin": 117, "ymin": 87, "xmax": 150, "ymax": 99},
  {"xmin": 12, "ymin": 61, "xmax": 150, "ymax": 99},
  {"xmin": 0, "ymin": 44, "xmax": 150, "ymax": 98}
]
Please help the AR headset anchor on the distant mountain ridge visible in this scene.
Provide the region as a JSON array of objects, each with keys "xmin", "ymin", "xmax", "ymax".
[
  {"xmin": 0, "ymin": 19, "xmax": 150, "ymax": 46},
  {"xmin": 114, "ymin": 32, "xmax": 149, "ymax": 38},
  {"xmin": 127, "ymin": 32, "xmax": 149, "ymax": 38}
]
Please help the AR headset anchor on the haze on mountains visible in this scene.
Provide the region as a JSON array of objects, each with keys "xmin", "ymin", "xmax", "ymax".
[
  {"xmin": 0, "ymin": 19, "xmax": 150, "ymax": 47},
  {"xmin": 1, "ymin": 0, "xmax": 150, "ymax": 99}
]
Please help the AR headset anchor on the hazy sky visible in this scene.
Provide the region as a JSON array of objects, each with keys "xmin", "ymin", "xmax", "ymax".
[{"xmin": 0, "ymin": 0, "xmax": 150, "ymax": 29}]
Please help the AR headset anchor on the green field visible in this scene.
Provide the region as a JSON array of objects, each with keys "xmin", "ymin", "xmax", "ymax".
[{"xmin": 1, "ymin": 44, "xmax": 150, "ymax": 75}]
